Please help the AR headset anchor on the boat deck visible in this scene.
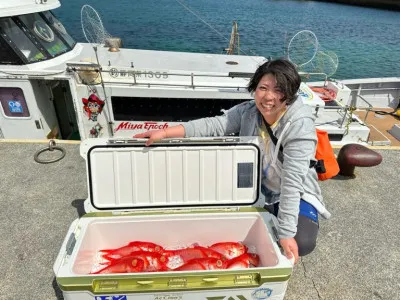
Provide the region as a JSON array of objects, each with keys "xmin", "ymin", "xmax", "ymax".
[
  {"xmin": 354, "ymin": 108, "xmax": 400, "ymax": 146},
  {"xmin": 0, "ymin": 140, "xmax": 399, "ymax": 300}
]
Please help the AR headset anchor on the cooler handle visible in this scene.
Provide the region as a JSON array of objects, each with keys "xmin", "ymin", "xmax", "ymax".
[
  {"xmin": 53, "ymin": 218, "xmax": 79, "ymax": 274},
  {"xmin": 136, "ymin": 280, "xmax": 154, "ymax": 285},
  {"xmin": 202, "ymin": 277, "xmax": 219, "ymax": 282},
  {"xmin": 65, "ymin": 233, "xmax": 77, "ymax": 255}
]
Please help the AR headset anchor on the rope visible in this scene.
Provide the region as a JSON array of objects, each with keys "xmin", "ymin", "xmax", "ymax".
[
  {"xmin": 173, "ymin": 0, "xmax": 260, "ymax": 57},
  {"xmin": 344, "ymin": 106, "xmax": 357, "ymax": 136},
  {"xmin": 365, "ymin": 97, "xmax": 400, "ymax": 119},
  {"xmin": 370, "ymin": 109, "xmax": 400, "ymax": 118}
]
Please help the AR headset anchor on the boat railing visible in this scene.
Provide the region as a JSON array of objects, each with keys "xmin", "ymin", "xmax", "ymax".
[
  {"xmin": 354, "ymin": 94, "xmax": 374, "ymax": 124},
  {"xmin": 313, "ymin": 103, "xmax": 354, "ymax": 130},
  {"xmin": 66, "ymin": 63, "xmax": 252, "ymax": 90},
  {"xmin": 66, "ymin": 63, "xmax": 332, "ymax": 90}
]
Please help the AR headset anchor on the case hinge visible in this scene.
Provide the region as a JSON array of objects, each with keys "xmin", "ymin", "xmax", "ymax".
[{"xmin": 107, "ymin": 137, "xmax": 241, "ymax": 145}]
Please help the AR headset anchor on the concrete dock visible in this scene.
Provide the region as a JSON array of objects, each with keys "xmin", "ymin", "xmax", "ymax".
[{"xmin": 0, "ymin": 140, "xmax": 399, "ymax": 300}]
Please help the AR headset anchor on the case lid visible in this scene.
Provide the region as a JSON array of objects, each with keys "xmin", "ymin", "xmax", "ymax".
[{"xmin": 81, "ymin": 137, "xmax": 262, "ymax": 211}]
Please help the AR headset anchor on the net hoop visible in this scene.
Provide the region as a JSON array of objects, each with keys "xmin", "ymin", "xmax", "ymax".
[
  {"xmin": 81, "ymin": 4, "xmax": 108, "ymax": 44},
  {"xmin": 287, "ymin": 30, "xmax": 319, "ymax": 68}
]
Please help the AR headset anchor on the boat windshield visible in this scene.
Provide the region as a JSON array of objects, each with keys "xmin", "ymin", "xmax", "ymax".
[{"xmin": 0, "ymin": 11, "xmax": 76, "ymax": 65}]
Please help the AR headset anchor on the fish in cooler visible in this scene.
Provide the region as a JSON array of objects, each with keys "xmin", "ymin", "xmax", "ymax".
[
  {"xmin": 92, "ymin": 240, "xmax": 260, "ymax": 274},
  {"xmin": 168, "ymin": 245, "xmax": 223, "ymax": 262},
  {"xmin": 175, "ymin": 257, "xmax": 227, "ymax": 271},
  {"xmin": 208, "ymin": 242, "xmax": 248, "ymax": 259},
  {"xmin": 91, "ymin": 257, "xmax": 145, "ymax": 274},
  {"xmin": 100, "ymin": 241, "xmax": 164, "ymax": 260},
  {"xmin": 227, "ymin": 252, "xmax": 260, "ymax": 269}
]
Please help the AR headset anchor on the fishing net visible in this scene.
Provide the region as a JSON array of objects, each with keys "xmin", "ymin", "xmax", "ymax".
[
  {"xmin": 310, "ymin": 50, "xmax": 339, "ymax": 77},
  {"xmin": 287, "ymin": 30, "xmax": 339, "ymax": 78},
  {"xmin": 287, "ymin": 30, "xmax": 319, "ymax": 68},
  {"xmin": 81, "ymin": 4, "xmax": 111, "ymax": 45}
]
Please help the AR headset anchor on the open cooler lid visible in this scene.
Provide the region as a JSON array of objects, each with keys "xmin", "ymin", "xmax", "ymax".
[{"xmin": 81, "ymin": 137, "xmax": 262, "ymax": 211}]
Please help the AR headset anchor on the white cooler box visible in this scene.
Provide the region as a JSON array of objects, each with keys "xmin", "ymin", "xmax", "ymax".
[{"xmin": 53, "ymin": 137, "xmax": 294, "ymax": 300}]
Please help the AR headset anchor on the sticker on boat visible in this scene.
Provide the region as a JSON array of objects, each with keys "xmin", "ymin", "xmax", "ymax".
[{"xmin": 8, "ymin": 101, "xmax": 23, "ymax": 113}]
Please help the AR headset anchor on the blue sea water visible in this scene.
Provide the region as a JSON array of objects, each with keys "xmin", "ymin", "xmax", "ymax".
[{"xmin": 55, "ymin": 0, "xmax": 400, "ymax": 80}]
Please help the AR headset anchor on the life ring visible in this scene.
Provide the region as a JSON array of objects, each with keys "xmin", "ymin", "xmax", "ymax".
[{"xmin": 309, "ymin": 86, "xmax": 337, "ymax": 102}]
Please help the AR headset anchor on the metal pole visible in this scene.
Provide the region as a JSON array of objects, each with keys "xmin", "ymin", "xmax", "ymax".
[{"xmin": 94, "ymin": 46, "xmax": 114, "ymax": 136}]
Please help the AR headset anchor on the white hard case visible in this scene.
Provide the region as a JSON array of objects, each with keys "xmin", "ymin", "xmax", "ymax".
[{"xmin": 53, "ymin": 137, "xmax": 293, "ymax": 300}]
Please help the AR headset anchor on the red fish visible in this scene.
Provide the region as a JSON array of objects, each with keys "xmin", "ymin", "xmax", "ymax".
[
  {"xmin": 175, "ymin": 261, "xmax": 206, "ymax": 271},
  {"xmin": 163, "ymin": 246, "xmax": 225, "ymax": 269},
  {"xmin": 162, "ymin": 246, "xmax": 208, "ymax": 270},
  {"xmin": 194, "ymin": 257, "xmax": 228, "ymax": 270},
  {"xmin": 175, "ymin": 257, "xmax": 227, "ymax": 271},
  {"xmin": 91, "ymin": 257, "xmax": 144, "ymax": 274},
  {"xmin": 167, "ymin": 246, "xmax": 208, "ymax": 262},
  {"xmin": 227, "ymin": 253, "xmax": 260, "ymax": 269},
  {"xmin": 111, "ymin": 251, "xmax": 169, "ymax": 272},
  {"xmin": 209, "ymin": 242, "xmax": 248, "ymax": 260},
  {"xmin": 196, "ymin": 246, "xmax": 225, "ymax": 260},
  {"xmin": 101, "ymin": 241, "xmax": 163, "ymax": 260}
]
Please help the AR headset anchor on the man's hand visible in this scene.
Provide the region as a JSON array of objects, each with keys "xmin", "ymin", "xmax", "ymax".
[
  {"xmin": 133, "ymin": 130, "xmax": 167, "ymax": 146},
  {"xmin": 279, "ymin": 237, "xmax": 299, "ymax": 264},
  {"xmin": 133, "ymin": 125, "xmax": 185, "ymax": 146}
]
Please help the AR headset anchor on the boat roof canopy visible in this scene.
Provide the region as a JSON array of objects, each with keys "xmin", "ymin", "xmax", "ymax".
[{"xmin": 0, "ymin": 0, "xmax": 60, "ymax": 18}]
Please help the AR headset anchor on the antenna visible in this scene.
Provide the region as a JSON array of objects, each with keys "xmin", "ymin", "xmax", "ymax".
[{"xmin": 225, "ymin": 21, "xmax": 240, "ymax": 55}]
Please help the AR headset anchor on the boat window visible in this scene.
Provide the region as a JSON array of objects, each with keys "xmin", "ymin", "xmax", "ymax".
[
  {"xmin": 0, "ymin": 18, "xmax": 46, "ymax": 63},
  {"xmin": 111, "ymin": 97, "xmax": 249, "ymax": 122},
  {"xmin": 0, "ymin": 35, "xmax": 24, "ymax": 65},
  {"xmin": 0, "ymin": 87, "xmax": 30, "ymax": 118},
  {"xmin": 18, "ymin": 13, "xmax": 69, "ymax": 58},
  {"xmin": 41, "ymin": 11, "xmax": 76, "ymax": 49}
]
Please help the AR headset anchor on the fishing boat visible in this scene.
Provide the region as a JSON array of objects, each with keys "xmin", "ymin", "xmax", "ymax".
[{"xmin": 0, "ymin": 0, "xmax": 399, "ymax": 145}]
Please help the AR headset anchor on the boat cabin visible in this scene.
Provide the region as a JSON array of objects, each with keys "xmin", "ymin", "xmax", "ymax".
[{"xmin": 0, "ymin": 0, "xmax": 80, "ymax": 139}]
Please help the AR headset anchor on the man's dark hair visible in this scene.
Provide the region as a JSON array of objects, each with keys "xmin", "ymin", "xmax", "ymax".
[{"xmin": 247, "ymin": 58, "xmax": 301, "ymax": 105}]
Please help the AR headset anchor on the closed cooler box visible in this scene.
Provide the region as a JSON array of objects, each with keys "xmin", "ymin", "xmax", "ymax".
[{"xmin": 53, "ymin": 137, "xmax": 294, "ymax": 300}]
